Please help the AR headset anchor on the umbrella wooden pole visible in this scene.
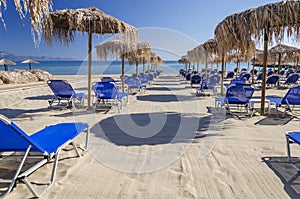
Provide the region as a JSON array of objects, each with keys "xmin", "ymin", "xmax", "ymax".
[
  {"xmin": 260, "ymin": 29, "xmax": 269, "ymax": 115},
  {"xmin": 142, "ymin": 57, "xmax": 145, "ymax": 74},
  {"xmin": 136, "ymin": 61, "xmax": 139, "ymax": 77},
  {"xmin": 205, "ymin": 51, "xmax": 208, "ymax": 77},
  {"xmin": 252, "ymin": 64, "xmax": 255, "ymax": 84},
  {"xmin": 221, "ymin": 52, "xmax": 225, "ymax": 96},
  {"xmin": 29, "ymin": 63, "xmax": 32, "ymax": 70},
  {"xmin": 277, "ymin": 53, "xmax": 282, "ymax": 87},
  {"xmin": 87, "ymin": 30, "xmax": 92, "ymax": 109},
  {"xmin": 122, "ymin": 55, "xmax": 125, "ymax": 92}
]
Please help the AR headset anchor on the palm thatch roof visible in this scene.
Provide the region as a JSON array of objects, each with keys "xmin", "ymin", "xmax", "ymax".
[
  {"xmin": 215, "ymin": 0, "xmax": 300, "ymax": 115},
  {"xmin": 215, "ymin": 1, "xmax": 300, "ymax": 52},
  {"xmin": 0, "ymin": 0, "xmax": 52, "ymax": 43},
  {"xmin": 178, "ymin": 55, "xmax": 189, "ymax": 64},
  {"xmin": 43, "ymin": 7, "xmax": 137, "ymax": 45},
  {"xmin": 253, "ymin": 44, "xmax": 300, "ymax": 65},
  {"xmin": 96, "ymin": 38, "xmax": 150, "ymax": 64}
]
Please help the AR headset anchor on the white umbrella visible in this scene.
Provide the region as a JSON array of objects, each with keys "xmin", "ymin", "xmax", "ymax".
[
  {"xmin": 21, "ymin": 59, "xmax": 39, "ymax": 70},
  {"xmin": 0, "ymin": 59, "xmax": 16, "ymax": 71}
]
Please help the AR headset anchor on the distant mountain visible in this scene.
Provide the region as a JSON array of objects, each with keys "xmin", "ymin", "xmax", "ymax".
[{"xmin": 0, "ymin": 51, "xmax": 78, "ymax": 62}]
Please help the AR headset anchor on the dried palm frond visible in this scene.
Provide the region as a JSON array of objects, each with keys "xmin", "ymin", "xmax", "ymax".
[
  {"xmin": 43, "ymin": 7, "xmax": 137, "ymax": 46},
  {"xmin": 96, "ymin": 38, "xmax": 150, "ymax": 65},
  {"xmin": 0, "ymin": 0, "xmax": 52, "ymax": 44},
  {"xmin": 215, "ymin": 1, "xmax": 300, "ymax": 53},
  {"xmin": 178, "ymin": 55, "xmax": 189, "ymax": 64}
]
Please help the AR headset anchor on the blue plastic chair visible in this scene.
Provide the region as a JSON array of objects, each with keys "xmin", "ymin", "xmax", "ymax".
[
  {"xmin": 215, "ymin": 84, "xmax": 254, "ymax": 116},
  {"xmin": 47, "ymin": 80, "xmax": 84, "ymax": 108},
  {"xmin": 0, "ymin": 114, "xmax": 88, "ymax": 197},
  {"xmin": 266, "ymin": 75, "xmax": 279, "ymax": 88},
  {"xmin": 92, "ymin": 82, "xmax": 128, "ymax": 112},
  {"xmin": 267, "ymin": 85, "xmax": 300, "ymax": 117}
]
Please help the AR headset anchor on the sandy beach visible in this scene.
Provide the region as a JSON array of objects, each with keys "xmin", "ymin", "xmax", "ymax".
[{"xmin": 1, "ymin": 74, "xmax": 300, "ymax": 199}]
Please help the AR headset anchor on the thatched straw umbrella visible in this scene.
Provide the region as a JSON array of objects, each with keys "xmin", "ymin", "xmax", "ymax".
[
  {"xmin": 21, "ymin": 59, "xmax": 39, "ymax": 70},
  {"xmin": 0, "ymin": 0, "xmax": 52, "ymax": 43},
  {"xmin": 178, "ymin": 55, "xmax": 190, "ymax": 71},
  {"xmin": 269, "ymin": 44, "xmax": 300, "ymax": 73},
  {"xmin": 203, "ymin": 39, "xmax": 227, "ymax": 95},
  {"xmin": 43, "ymin": 7, "xmax": 137, "ymax": 108},
  {"xmin": 96, "ymin": 38, "xmax": 150, "ymax": 91},
  {"xmin": 0, "ymin": 59, "xmax": 16, "ymax": 71},
  {"xmin": 215, "ymin": 0, "xmax": 300, "ymax": 115}
]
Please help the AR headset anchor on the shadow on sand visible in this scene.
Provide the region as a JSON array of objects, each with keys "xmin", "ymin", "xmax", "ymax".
[
  {"xmin": 262, "ymin": 156, "xmax": 300, "ymax": 198},
  {"xmin": 90, "ymin": 112, "xmax": 217, "ymax": 146}
]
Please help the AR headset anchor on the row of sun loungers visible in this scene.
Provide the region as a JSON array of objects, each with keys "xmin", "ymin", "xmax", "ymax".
[
  {"xmin": 47, "ymin": 72, "xmax": 161, "ymax": 112},
  {"xmin": 0, "ymin": 71, "xmax": 162, "ymax": 197}
]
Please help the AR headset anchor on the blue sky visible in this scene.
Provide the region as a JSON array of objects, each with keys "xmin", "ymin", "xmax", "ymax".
[{"xmin": 0, "ymin": 0, "xmax": 286, "ymax": 60}]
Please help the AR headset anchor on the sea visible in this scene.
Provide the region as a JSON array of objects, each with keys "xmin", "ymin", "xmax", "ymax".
[{"xmin": 3, "ymin": 60, "xmax": 246, "ymax": 75}]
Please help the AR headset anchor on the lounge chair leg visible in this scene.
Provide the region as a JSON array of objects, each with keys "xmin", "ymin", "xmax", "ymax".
[
  {"xmin": 22, "ymin": 152, "xmax": 60, "ymax": 198},
  {"xmin": 85, "ymin": 128, "xmax": 89, "ymax": 150},
  {"xmin": 1, "ymin": 146, "xmax": 32, "ymax": 197},
  {"xmin": 286, "ymin": 133, "xmax": 292, "ymax": 163},
  {"xmin": 71, "ymin": 141, "xmax": 81, "ymax": 157}
]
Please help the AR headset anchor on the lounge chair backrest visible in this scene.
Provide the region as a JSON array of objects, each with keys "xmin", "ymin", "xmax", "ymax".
[
  {"xmin": 92, "ymin": 82, "xmax": 118, "ymax": 99},
  {"xmin": 209, "ymin": 74, "xmax": 221, "ymax": 85},
  {"xmin": 230, "ymin": 77, "xmax": 246, "ymax": 85},
  {"xmin": 101, "ymin": 77, "xmax": 115, "ymax": 83},
  {"xmin": 226, "ymin": 71, "xmax": 235, "ymax": 78},
  {"xmin": 0, "ymin": 115, "xmax": 45, "ymax": 153},
  {"xmin": 285, "ymin": 73, "xmax": 299, "ymax": 84},
  {"xmin": 47, "ymin": 80, "xmax": 75, "ymax": 98},
  {"xmin": 185, "ymin": 73, "xmax": 191, "ymax": 81},
  {"xmin": 256, "ymin": 73, "xmax": 263, "ymax": 81},
  {"xmin": 148, "ymin": 73, "xmax": 154, "ymax": 81},
  {"xmin": 191, "ymin": 74, "xmax": 202, "ymax": 83},
  {"xmin": 126, "ymin": 77, "xmax": 142, "ymax": 88},
  {"xmin": 226, "ymin": 84, "xmax": 254, "ymax": 104},
  {"xmin": 280, "ymin": 70, "xmax": 285, "ymax": 76},
  {"xmin": 267, "ymin": 70, "xmax": 274, "ymax": 76},
  {"xmin": 241, "ymin": 73, "xmax": 251, "ymax": 80},
  {"xmin": 281, "ymin": 85, "xmax": 300, "ymax": 105},
  {"xmin": 139, "ymin": 74, "xmax": 150, "ymax": 83},
  {"xmin": 266, "ymin": 75, "xmax": 279, "ymax": 84}
]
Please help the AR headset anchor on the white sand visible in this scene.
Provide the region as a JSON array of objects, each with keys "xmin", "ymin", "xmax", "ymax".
[{"xmin": 1, "ymin": 74, "xmax": 300, "ymax": 199}]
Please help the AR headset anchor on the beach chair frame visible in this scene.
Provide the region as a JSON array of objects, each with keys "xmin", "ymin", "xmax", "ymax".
[
  {"xmin": 285, "ymin": 131, "xmax": 300, "ymax": 171},
  {"xmin": 215, "ymin": 84, "xmax": 254, "ymax": 118},
  {"xmin": 267, "ymin": 85, "xmax": 300, "ymax": 117},
  {"xmin": 0, "ymin": 114, "xmax": 89, "ymax": 198},
  {"xmin": 47, "ymin": 80, "xmax": 84, "ymax": 108},
  {"xmin": 92, "ymin": 82, "xmax": 128, "ymax": 113}
]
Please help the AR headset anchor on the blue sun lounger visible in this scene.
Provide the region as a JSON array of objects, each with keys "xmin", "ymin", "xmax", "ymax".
[
  {"xmin": 125, "ymin": 77, "xmax": 146, "ymax": 94},
  {"xmin": 286, "ymin": 131, "xmax": 300, "ymax": 171},
  {"xmin": 215, "ymin": 84, "xmax": 254, "ymax": 117},
  {"xmin": 266, "ymin": 85, "xmax": 300, "ymax": 117},
  {"xmin": 0, "ymin": 114, "xmax": 89, "ymax": 198},
  {"xmin": 47, "ymin": 80, "xmax": 85, "ymax": 108},
  {"xmin": 92, "ymin": 82, "xmax": 128, "ymax": 112}
]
